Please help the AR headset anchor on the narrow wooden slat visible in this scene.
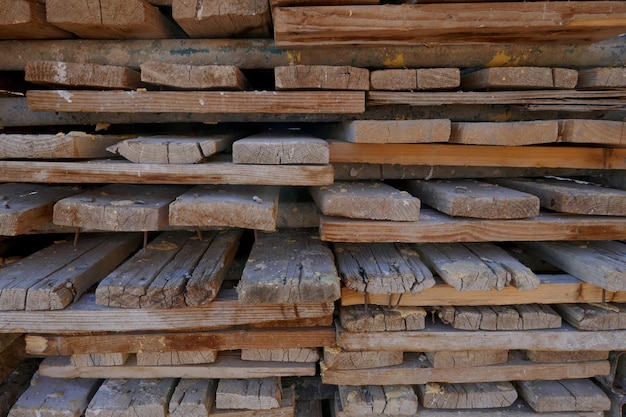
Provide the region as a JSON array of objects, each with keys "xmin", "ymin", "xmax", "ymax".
[
  {"xmin": 0, "ymin": 0, "xmax": 72, "ymax": 39},
  {"xmin": 233, "ymin": 133, "xmax": 329, "ymax": 165},
  {"xmin": 337, "ymin": 385, "xmax": 418, "ymax": 416},
  {"xmin": 323, "ymin": 119, "xmax": 451, "ymax": 143},
  {"xmin": 275, "ymin": 65, "xmax": 369, "ymax": 90},
  {"xmin": 449, "ymin": 121, "xmax": 559, "ymax": 146},
  {"xmin": 140, "ymin": 62, "xmax": 249, "ymax": 90},
  {"xmin": 516, "ymin": 379, "xmax": 610, "ymax": 413},
  {"xmin": 25, "ymin": 61, "xmax": 141, "ymax": 89},
  {"xmin": 461, "ymin": 67, "xmax": 577, "ymax": 90},
  {"xmin": 559, "ymin": 120, "xmax": 626, "ymax": 146}
]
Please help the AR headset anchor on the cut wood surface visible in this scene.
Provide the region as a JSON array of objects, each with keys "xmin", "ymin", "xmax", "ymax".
[
  {"xmin": 25, "ymin": 61, "xmax": 141, "ymax": 89},
  {"xmin": 461, "ymin": 67, "xmax": 577, "ymax": 90},
  {"xmin": 71, "ymin": 352, "xmax": 129, "ymax": 367},
  {"xmin": 85, "ymin": 378, "xmax": 177, "ymax": 417},
  {"xmin": 273, "ymin": 3, "xmax": 626, "ymax": 46},
  {"xmin": 322, "ymin": 352, "xmax": 610, "ymax": 385},
  {"xmin": 519, "ymin": 241, "xmax": 626, "ymax": 292},
  {"xmin": 233, "ymin": 133, "xmax": 329, "ymax": 164},
  {"xmin": 370, "ymin": 68, "xmax": 459, "ymax": 91},
  {"xmin": 216, "ymin": 378, "xmax": 281, "ymax": 410},
  {"xmin": 53, "ymin": 184, "xmax": 188, "ymax": 231},
  {"xmin": 516, "ymin": 379, "xmax": 611, "ymax": 413},
  {"xmin": 0, "ymin": 131, "xmax": 126, "ymax": 159},
  {"xmin": 340, "ymin": 305, "xmax": 426, "ymax": 332},
  {"xmin": 405, "ymin": 179, "xmax": 540, "ymax": 219},
  {"xmin": 275, "ymin": 65, "xmax": 369, "ymax": 90},
  {"xmin": 525, "ymin": 350, "xmax": 609, "ymax": 363},
  {"xmin": 212, "ymin": 387, "xmax": 295, "ymax": 417},
  {"xmin": 323, "ymin": 119, "xmax": 451, "ymax": 143},
  {"xmin": 172, "ymin": 0, "xmax": 271, "ymax": 38},
  {"xmin": 46, "ymin": 0, "xmax": 178, "ymax": 39},
  {"xmin": 237, "ymin": 229, "xmax": 340, "ymax": 304},
  {"xmin": 491, "ymin": 177, "xmax": 626, "ymax": 216},
  {"xmin": 449, "ymin": 121, "xmax": 558, "ymax": 146},
  {"xmin": 140, "ymin": 62, "xmax": 248, "ymax": 90},
  {"xmin": 0, "ymin": 0, "xmax": 72, "ymax": 39},
  {"xmin": 577, "ymin": 67, "xmax": 626, "ymax": 89},
  {"xmin": 323, "ymin": 347, "xmax": 404, "ymax": 370},
  {"xmin": 553, "ymin": 303, "xmax": 626, "ymax": 331},
  {"xmin": 310, "ymin": 181, "xmax": 420, "ymax": 221},
  {"xmin": 426, "ymin": 350, "xmax": 509, "ymax": 368},
  {"xmin": 417, "ymin": 382, "xmax": 517, "ymax": 409},
  {"xmin": 26, "ymin": 90, "xmax": 366, "ymax": 113},
  {"xmin": 333, "ymin": 242, "xmax": 435, "ymax": 294},
  {"xmin": 241, "ymin": 348, "xmax": 319, "ymax": 363},
  {"xmin": 136, "ymin": 350, "xmax": 217, "ymax": 366},
  {"xmin": 0, "ymin": 183, "xmax": 80, "ymax": 236},
  {"xmin": 169, "ymin": 185, "xmax": 279, "ymax": 231},
  {"xmin": 438, "ymin": 304, "xmax": 561, "ymax": 331},
  {"xmin": 338, "ymin": 385, "xmax": 418, "ymax": 416},
  {"xmin": 39, "ymin": 352, "xmax": 317, "ymax": 379},
  {"xmin": 559, "ymin": 119, "xmax": 626, "ymax": 146},
  {"xmin": 169, "ymin": 379, "xmax": 216, "ymax": 417},
  {"xmin": 107, "ymin": 135, "xmax": 236, "ymax": 164}
]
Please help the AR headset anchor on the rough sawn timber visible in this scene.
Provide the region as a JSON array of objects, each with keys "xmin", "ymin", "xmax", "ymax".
[
  {"xmin": 275, "ymin": 65, "xmax": 369, "ymax": 90},
  {"xmin": 461, "ymin": 67, "xmax": 577, "ymax": 90},
  {"xmin": 140, "ymin": 62, "xmax": 248, "ymax": 90},
  {"xmin": 0, "ymin": 131, "xmax": 127, "ymax": 159},
  {"xmin": 232, "ymin": 133, "xmax": 329, "ymax": 165},
  {"xmin": 416, "ymin": 382, "xmax": 518, "ymax": 409},
  {"xmin": 25, "ymin": 61, "xmax": 141, "ymax": 89}
]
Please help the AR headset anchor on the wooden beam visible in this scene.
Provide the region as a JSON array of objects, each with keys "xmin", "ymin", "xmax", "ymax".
[
  {"xmin": 25, "ymin": 61, "xmax": 141, "ymax": 89},
  {"xmin": 337, "ymin": 385, "xmax": 418, "ymax": 416},
  {"xmin": 240, "ymin": 348, "xmax": 320, "ymax": 363},
  {"xmin": 425, "ymin": 350, "xmax": 509, "ymax": 369},
  {"xmin": 275, "ymin": 65, "xmax": 369, "ymax": 90},
  {"xmin": 417, "ymin": 382, "xmax": 518, "ymax": 409},
  {"xmin": 216, "ymin": 378, "xmax": 282, "ymax": 410},
  {"xmin": 86, "ymin": 378, "xmax": 177, "ymax": 417},
  {"xmin": 461, "ymin": 67, "xmax": 577, "ymax": 90},
  {"xmin": 233, "ymin": 133, "xmax": 329, "ymax": 165},
  {"xmin": 0, "ymin": 0, "xmax": 72, "ymax": 39},
  {"xmin": 140, "ymin": 62, "xmax": 249, "ymax": 90},
  {"xmin": 323, "ymin": 347, "xmax": 403, "ymax": 370},
  {"xmin": 449, "ymin": 121, "xmax": 559, "ymax": 146},
  {"xmin": 0, "ymin": 131, "xmax": 126, "ymax": 159},
  {"xmin": 516, "ymin": 379, "xmax": 610, "ymax": 413}
]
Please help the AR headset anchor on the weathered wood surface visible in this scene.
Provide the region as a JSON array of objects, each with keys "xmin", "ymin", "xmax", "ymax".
[
  {"xmin": 26, "ymin": 90, "xmax": 366, "ymax": 113},
  {"xmin": 449, "ymin": 121, "xmax": 558, "ymax": 146},
  {"xmin": 237, "ymin": 229, "xmax": 340, "ymax": 304},
  {"xmin": 516, "ymin": 379, "xmax": 611, "ymax": 413},
  {"xmin": 25, "ymin": 61, "xmax": 141, "ymax": 89},
  {"xmin": 417, "ymin": 382, "xmax": 518, "ymax": 409},
  {"xmin": 525, "ymin": 350, "xmax": 609, "ymax": 363},
  {"xmin": 273, "ymin": 3, "xmax": 626, "ymax": 46},
  {"xmin": 577, "ymin": 67, "xmax": 626, "ymax": 89},
  {"xmin": 46, "ymin": 0, "xmax": 178, "ymax": 39},
  {"xmin": 322, "ymin": 352, "xmax": 610, "ymax": 385},
  {"xmin": 136, "ymin": 350, "xmax": 218, "ymax": 366},
  {"xmin": 0, "ymin": 183, "xmax": 79, "ymax": 236},
  {"xmin": 519, "ymin": 241, "xmax": 626, "ymax": 292},
  {"xmin": 0, "ymin": 0, "xmax": 72, "ymax": 39},
  {"xmin": 370, "ymin": 68, "xmax": 460, "ymax": 91},
  {"xmin": 0, "ymin": 233, "xmax": 141, "ymax": 311},
  {"xmin": 241, "ymin": 348, "xmax": 320, "ymax": 363},
  {"xmin": 169, "ymin": 379, "xmax": 216, "ymax": 417},
  {"xmin": 425, "ymin": 350, "xmax": 509, "ymax": 369},
  {"xmin": 172, "ymin": 0, "xmax": 271, "ymax": 38},
  {"xmin": 26, "ymin": 327, "xmax": 336, "ymax": 355},
  {"xmin": 553, "ymin": 303, "xmax": 626, "ymax": 331},
  {"xmin": 405, "ymin": 179, "xmax": 539, "ymax": 219},
  {"xmin": 85, "ymin": 378, "xmax": 177, "ymax": 417},
  {"xmin": 323, "ymin": 347, "xmax": 404, "ymax": 370},
  {"xmin": 311, "ymin": 182, "xmax": 421, "ymax": 221},
  {"xmin": 169, "ymin": 185, "xmax": 279, "ymax": 231},
  {"xmin": 212, "ymin": 386, "xmax": 295, "ymax": 417},
  {"xmin": 438, "ymin": 304, "xmax": 562, "ymax": 330},
  {"xmin": 338, "ymin": 385, "xmax": 418, "ymax": 416},
  {"xmin": 275, "ymin": 65, "xmax": 369, "ymax": 90},
  {"xmin": 340, "ymin": 305, "xmax": 426, "ymax": 332},
  {"xmin": 461, "ymin": 67, "xmax": 577, "ymax": 90},
  {"xmin": 0, "ymin": 131, "xmax": 125, "ymax": 159},
  {"xmin": 324, "ymin": 119, "xmax": 451, "ymax": 143},
  {"xmin": 9, "ymin": 376, "xmax": 101, "ymax": 417},
  {"xmin": 40, "ymin": 352, "xmax": 317, "ymax": 379},
  {"xmin": 320, "ymin": 209, "xmax": 626, "ymax": 243},
  {"xmin": 492, "ymin": 178, "xmax": 626, "ymax": 216},
  {"xmin": 334, "ymin": 242, "xmax": 435, "ymax": 294},
  {"xmin": 233, "ymin": 133, "xmax": 329, "ymax": 165},
  {"xmin": 216, "ymin": 378, "xmax": 281, "ymax": 410},
  {"xmin": 107, "ymin": 135, "xmax": 235, "ymax": 164},
  {"xmin": 140, "ymin": 62, "xmax": 248, "ymax": 90},
  {"xmin": 559, "ymin": 120, "xmax": 626, "ymax": 146},
  {"xmin": 71, "ymin": 352, "xmax": 129, "ymax": 367}
]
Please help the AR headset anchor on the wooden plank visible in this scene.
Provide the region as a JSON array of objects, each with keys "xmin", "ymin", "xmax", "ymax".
[
  {"xmin": 237, "ymin": 229, "xmax": 340, "ymax": 304},
  {"xmin": 169, "ymin": 185, "xmax": 279, "ymax": 231},
  {"xmin": 0, "ymin": 131, "xmax": 126, "ymax": 159},
  {"xmin": 40, "ymin": 352, "xmax": 317, "ymax": 379},
  {"xmin": 491, "ymin": 177, "xmax": 626, "ymax": 216},
  {"xmin": 577, "ymin": 67, "xmax": 626, "ymax": 89},
  {"xmin": 340, "ymin": 305, "xmax": 426, "ymax": 332},
  {"xmin": 310, "ymin": 182, "xmax": 420, "ymax": 221},
  {"xmin": 216, "ymin": 378, "xmax": 281, "ymax": 410},
  {"xmin": 273, "ymin": 3, "xmax": 626, "ymax": 46},
  {"xmin": 519, "ymin": 241, "xmax": 626, "ymax": 292},
  {"xmin": 416, "ymin": 68, "xmax": 461, "ymax": 90},
  {"xmin": 438, "ymin": 304, "xmax": 562, "ymax": 330},
  {"xmin": 141, "ymin": 62, "xmax": 248, "ymax": 90},
  {"xmin": 275, "ymin": 65, "xmax": 369, "ymax": 90},
  {"xmin": 233, "ymin": 133, "xmax": 329, "ymax": 164},
  {"xmin": 107, "ymin": 135, "xmax": 235, "ymax": 164},
  {"xmin": 53, "ymin": 184, "xmax": 187, "ymax": 231},
  {"xmin": 71, "ymin": 353, "xmax": 129, "ymax": 366},
  {"xmin": 169, "ymin": 379, "xmax": 216, "ymax": 417},
  {"xmin": 241, "ymin": 348, "xmax": 320, "ymax": 363},
  {"xmin": 26, "ymin": 90, "xmax": 365, "ymax": 114},
  {"xmin": 333, "ymin": 242, "xmax": 435, "ymax": 294},
  {"xmin": 324, "ymin": 119, "xmax": 451, "ymax": 144},
  {"xmin": 46, "ymin": 0, "xmax": 178, "ymax": 39},
  {"xmin": 525, "ymin": 350, "xmax": 609, "ymax": 363},
  {"xmin": 553, "ymin": 303, "xmax": 626, "ymax": 331},
  {"xmin": 461, "ymin": 67, "xmax": 577, "ymax": 90},
  {"xmin": 172, "ymin": 0, "xmax": 271, "ymax": 38},
  {"xmin": 212, "ymin": 386, "xmax": 295, "ymax": 417},
  {"xmin": 136, "ymin": 350, "xmax": 218, "ymax": 365},
  {"xmin": 426, "ymin": 350, "xmax": 508, "ymax": 369},
  {"xmin": 0, "ymin": 0, "xmax": 72, "ymax": 39},
  {"xmin": 322, "ymin": 352, "xmax": 610, "ymax": 385},
  {"xmin": 338, "ymin": 385, "xmax": 418, "ymax": 416},
  {"xmin": 0, "ymin": 183, "xmax": 79, "ymax": 236},
  {"xmin": 370, "ymin": 69, "xmax": 416, "ymax": 91},
  {"xmin": 25, "ymin": 60, "xmax": 140, "ymax": 89},
  {"xmin": 417, "ymin": 382, "xmax": 518, "ymax": 409},
  {"xmin": 85, "ymin": 378, "xmax": 177, "ymax": 417},
  {"xmin": 559, "ymin": 120, "xmax": 626, "ymax": 146},
  {"xmin": 516, "ymin": 379, "xmax": 611, "ymax": 413},
  {"xmin": 323, "ymin": 347, "xmax": 403, "ymax": 370},
  {"xmin": 449, "ymin": 121, "xmax": 558, "ymax": 146}
]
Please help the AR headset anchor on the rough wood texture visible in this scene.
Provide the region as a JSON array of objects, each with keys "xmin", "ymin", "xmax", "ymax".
[
  {"xmin": 338, "ymin": 385, "xmax": 418, "ymax": 416},
  {"xmin": 417, "ymin": 68, "xmax": 461, "ymax": 90},
  {"xmin": 461, "ymin": 67, "xmax": 577, "ymax": 90},
  {"xmin": 371, "ymin": 69, "xmax": 460, "ymax": 91},
  {"xmin": 141, "ymin": 62, "xmax": 248, "ymax": 90},
  {"xmin": 173, "ymin": 0, "xmax": 271, "ymax": 38},
  {"xmin": 525, "ymin": 350, "xmax": 609, "ymax": 363},
  {"xmin": 323, "ymin": 347, "xmax": 403, "ymax": 370},
  {"xmin": 438, "ymin": 304, "xmax": 562, "ymax": 331},
  {"xmin": 169, "ymin": 185, "xmax": 279, "ymax": 231},
  {"xmin": 273, "ymin": 3, "xmax": 626, "ymax": 46},
  {"xmin": 449, "ymin": 121, "xmax": 558, "ymax": 146},
  {"xmin": 275, "ymin": 65, "xmax": 369, "ymax": 90},
  {"xmin": 516, "ymin": 379, "xmax": 611, "ymax": 413},
  {"xmin": 0, "ymin": 132, "xmax": 125, "ymax": 159},
  {"xmin": 107, "ymin": 135, "xmax": 235, "ymax": 164},
  {"xmin": 0, "ymin": 0, "xmax": 72, "ymax": 39},
  {"xmin": 519, "ymin": 241, "xmax": 626, "ymax": 292},
  {"xmin": 96, "ymin": 230, "xmax": 241, "ymax": 308},
  {"xmin": 25, "ymin": 61, "xmax": 141, "ymax": 89},
  {"xmin": 169, "ymin": 379, "xmax": 216, "ymax": 417},
  {"xmin": 233, "ymin": 133, "xmax": 329, "ymax": 165},
  {"xmin": 553, "ymin": 303, "xmax": 626, "ymax": 331},
  {"xmin": 241, "ymin": 348, "xmax": 319, "ymax": 363},
  {"xmin": 492, "ymin": 177, "xmax": 626, "ymax": 216},
  {"xmin": 324, "ymin": 119, "xmax": 451, "ymax": 143},
  {"xmin": 340, "ymin": 305, "xmax": 426, "ymax": 332},
  {"xmin": 86, "ymin": 378, "xmax": 177, "ymax": 417},
  {"xmin": 0, "ymin": 183, "xmax": 79, "ymax": 235},
  {"xmin": 417, "ymin": 382, "xmax": 517, "ymax": 409},
  {"xmin": 212, "ymin": 386, "xmax": 295, "ymax": 417},
  {"xmin": 53, "ymin": 184, "xmax": 187, "ymax": 231},
  {"xmin": 46, "ymin": 0, "xmax": 178, "ymax": 39},
  {"xmin": 71, "ymin": 353, "xmax": 129, "ymax": 367},
  {"xmin": 310, "ymin": 181, "xmax": 420, "ymax": 221},
  {"xmin": 216, "ymin": 378, "xmax": 281, "ymax": 410},
  {"xmin": 425, "ymin": 350, "xmax": 509, "ymax": 368},
  {"xmin": 577, "ymin": 67, "xmax": 626, "ymax": 89},
  {"xmin": 559, "ymin": 120, "xmax": 626, "ymax": 146},
  {"xmin": 405, "ymin": 179, "xmax": 539, "ymax": 219},
  {"xmin": 237, "ymin": 229, "xmax": 340, "ymax": 304},
  {"xmin": 26, "ymin": 90, "xmax": 366, "ymax": 114},
  {"xmin": 136, "ymin": 350, "xmax": 218, "ymax": 366},
  {"xmin": 334, "ymin": 242, "xmax": 435, "ymax": 294}
]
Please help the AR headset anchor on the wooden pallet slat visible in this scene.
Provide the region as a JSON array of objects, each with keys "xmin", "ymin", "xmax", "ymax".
[
  {"xmin": 85, "ymin": 378, "xmax": 177, "ymax": 417},
  {"xmin": 322, "ymin": 119, "xmax": 452, "ymax": 144},
  {"xmin": 553, "ymin": 303, "xmax": 626, "ymax": 330},
  {"xmin": 438, "ymin": 304, "xmax": 562, "ymax": 331},
  {"xmin": 216, "ymin": 377, "xmax": 282, "ymax": 410},
  {"xmin": 340, "ymin": 305, "xmax": 427, "ymax": 332},
  {"xmin": 425, "ymin": 350, "xmax": 509, "ymax": 369},
  {"xmin": 212, "ymin": 386, "xmax": 295, "ymax": 417},
  {"xmin": 169, "ymin": 379, "xmax": 216, "ymax": 417},
  {"xmin": 323, "ymin": 347, "xmax": 404, "ymax": 370},
  {"xmin": 338, "ymin": 384, "xmax": 418, "ymax": 416}
]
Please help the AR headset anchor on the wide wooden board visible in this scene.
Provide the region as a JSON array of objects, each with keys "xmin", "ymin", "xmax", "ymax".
[
  {"xmin": 559, "ymin": 120, "xmax": 626, "ymax": 146},
  {"xmin": 25, "ymin": 61, "xmax": 141, "ymax": 89},
  {"xmin": 0, "ymin": 0, "xmax": 72, "ymax": 39},
  {"xmin": 417, "ymin": 382, "xmax": 517, "ymax": 409}
]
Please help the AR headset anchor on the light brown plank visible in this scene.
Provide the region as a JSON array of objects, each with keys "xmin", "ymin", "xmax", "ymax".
[
  {"xmin": 0, "ymin": 131, "xmax": 126, "ymax": 159},
  {"xmin": 553, "ymin": 303, "xmax": 626, "ymax": 331},
  {"xmin": 461, "ymin": 67, "xmax": 577, "ymax": 90},
  {"xmin": 417, "ymin": 68, "xmax": 461, "ymax": 90},
  {"xmin": 71, "ymin": 352, "xmax": 129, "ymax": 367},
  {"xmin": 438, "ymin": 304, "xmax": 561, "ymax": 330},
  {"xmin": 233, "ymin": 133, "xmax": 329, "ymax": 164},
  {"xmin": 85, "ymin": 378, "xmax": 177, "ymax": 417},
  {"xmin": 559, "ymin": 119, "xmax": 626, "ymax": 146},
  {"xmin": 425, "ymin": 350, "xmax": 509, "ymax": 368},
  {"xmin": 516, "ymin": 379, "xmax": 610, "ymax": 413},
  {"xmin": 417, "ymin": 382, "xmax": 517, "ymax": 409},
  {"xmin": 136, "ymin": 350, "xmax": 217, "ymax": 366},
  {"xmin": 338, "ymin": 385, "xmax": 418, "ymax": 416},
  {"xmin": 241, "ymin": 348, "xmax": 320, "ymax": 363},
  {"xmin": 577, "ymin": 67, "xmax": 626, "ymax": 89},
  {"xmin": 275, "ymin": 65, "xmax": 369, "ymax": 90},
  {"xmin": 216, "ymin": 378, "xmax": 281, "ymax": 410},
  {"xmin": 141, "ymin": 62, "xmax": 248, "ymax": 90},
  {"xmin": 324, "ymin": 119, "xmax": 451, "ymax": 143},
  {"xmin": 449, "ymin": 121, "xmax": 558, "ymax": 146},
  {"xmin": 25, "ymin": 61, "xmax": 141, "ymax": 89},
  {"xmin": 0, "ymin": 0, "xmax": 72, "ymax": 39},
  {"xmin": 169, "ymin": 379, "xmax": 216, "ymax": 417}
]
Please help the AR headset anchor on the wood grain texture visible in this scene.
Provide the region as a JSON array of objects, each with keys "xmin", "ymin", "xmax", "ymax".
[
  {"xmin": 417, "ymin": 382, "xmax": 517, "ymax": 409},
  {"xmin": 216, "ymin": 378, "xmax": 281, "ymax": 410},
  {"xmin": 71, "ymin": 352, "xmax": 129, "ymax": 367},
  {"xmin": 0, "ymin": 0, "xmax": 72, "ymax": 39},
  {"xmin": 559, "ymin": 119, "xmax": 626, "ymax": 146},
  {"xmin": 449, "ymin": 121, "xmax": 558, "ymax": 146},
  {"xmin": 323, "ymin": 347, "xmax": 404, "ymax": 370},
  {"xmin": 0, "ymin": 131, "xmax": 126, "ymax": 159},
  {"xmin": 169, "ymin": 379, "xmax": 216, "ymax": 417},
  {"xmin": 241, "ymin": 348, "xmax": 319, "ymax": 363},
  {"xmin": 25, "ymin": 61, "xmax": 141, "ymax": 89},
  {"xmin": 233, "ymin": 133, "xmax": 329, "ymax": 165},
  {"xmin": 525, "ymin": 350, "xmax": 609, "ymax": 363},
  {"xmin": 553, "ymin": 303, "xmax": 626, "ymax": 331},
  {"xmin": 141, "ymin": 62, "xmax": 248, "ymax": 90},
  {"xmin": 461, "ymin": 67, "xmax": 577, "ymax": 90},
  {"xmin": 516, "ymin": 379, "xmax": 610, "ymax": 413},
  {"xmin": 275, "ymin": 65, "xmax": 369, "ymax": 90},
  {"xmin": 425, "ymin": 350, "xmax": 509, "ymax": 369},
  {"xmin": 85, "ymin": 378, "xmax": 177, "ymax": 417},
  {"xmin": 136, "ymin": 350, "xmax": 217, "ymax": 366},
  {"xmin": 211, "ymin": 386, "xmax": 295, "ymax": 417},
  {"xmin": 371, "ymin": 69, "xmax": 460, "ymax": 91},
  {"xmin": 324, "ymin": 119, "xmax": 451, "ymax": 143}
]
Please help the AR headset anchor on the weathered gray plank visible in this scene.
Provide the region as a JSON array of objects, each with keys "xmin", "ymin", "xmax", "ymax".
[
  {"xmin": 85, "ymin": 378, "xmax": 177, "ymax": 417},
  {"xmin": 516, "ymin": 379, "xmax": 610, "ymax": 412},
  {"xmin": 417, "ymin": 382, "xmax": 517, "ymax": 409},
  {"xmin": 211, "ymin": 386, "xmax": 295, "ymax": 417},
  {"xmin": 340, "ymin": 305, "xmax": 426, "ymax": 332},
  {"xmin": 425, "ymin": 350, "xmax": 509, "ymax": 368},
  {"xmin": 323, "ymin": 347, "xmax": 404, "ymax": 370},
  {"xmin": 241, "ymin": 348, "xmax": 319, "ymax": 363},
  {"xmin": 233, "ymin": 133, "xmax": 329, "ymax": 165},
  {"xmin": 338, "ymin": 385, "xmax": 418, "ymax": 416},
  {"xmin": 216, "ymin": 378, "xmax": 281, "ymax": 410},
  {"xmin": 169, "ymin": 379, "xmax": 216, "ymax": 417}
]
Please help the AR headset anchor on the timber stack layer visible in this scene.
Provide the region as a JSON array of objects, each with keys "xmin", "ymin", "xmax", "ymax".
[{"xmin": 0, "ymin": 0, "xmax": 626, "ymax": 416}]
